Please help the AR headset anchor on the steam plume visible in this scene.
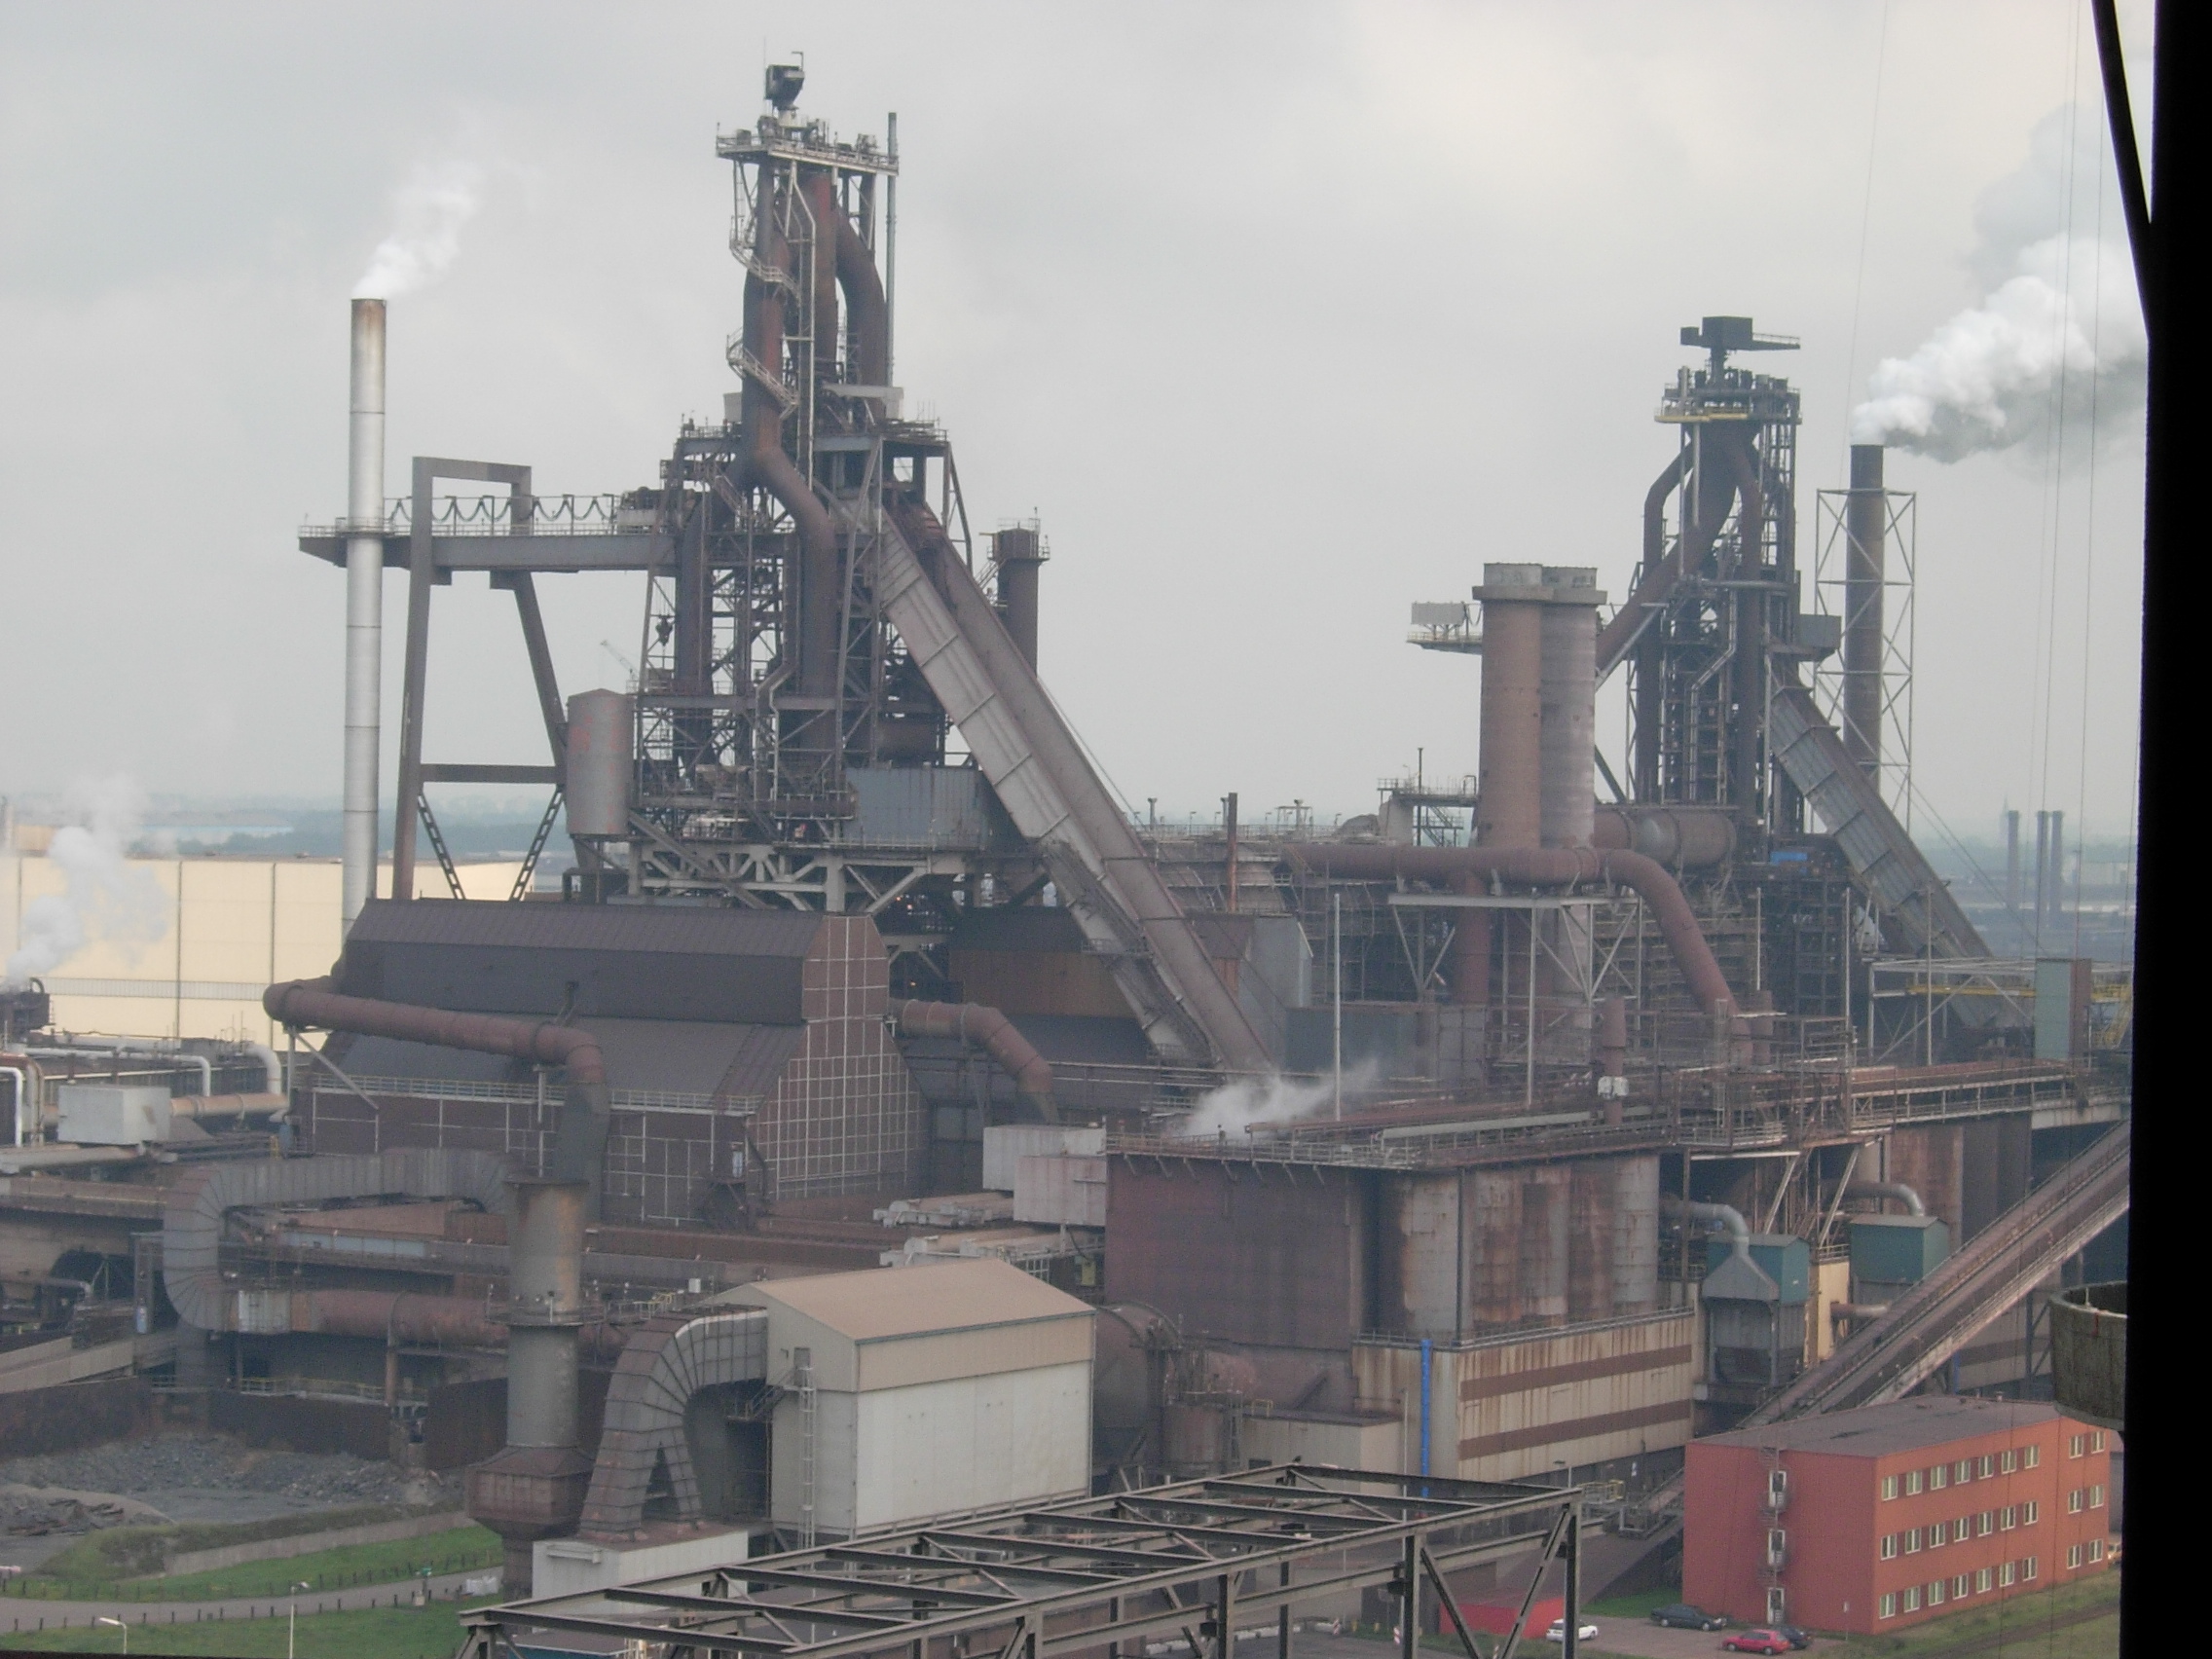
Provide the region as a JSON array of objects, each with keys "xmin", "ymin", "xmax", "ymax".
[
  {"xmin": 1850, "ymin": 104, "xmax": 2144, "ymax": 462},
  {"xmin": 1172, "ymin": 1063, "xmax": 1379, "ymax": 1141},
  {"xmin": 3, "ymin": 776, "xmax": 169, "ymax": 985},
  {"xmin": 1849, "ymin": 235, "xmax": 2142, "ymax": 461},
  {"xmin": 353, "ymin": 161, "xmax": 484, "ymax": 300}
]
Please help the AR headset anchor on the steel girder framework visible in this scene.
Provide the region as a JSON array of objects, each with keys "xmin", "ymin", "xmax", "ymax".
[{"xmin": 459, "ymin": 1466, "xmax": 1585, "ymax": 1659}]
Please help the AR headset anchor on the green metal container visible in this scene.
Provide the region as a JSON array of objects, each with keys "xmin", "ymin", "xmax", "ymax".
[
  {"xmin": 1850, "ymin": 1214, "xmax": 1949, "ymax": 1289},
  {"xmin": 1706, "ymin": 1234, "xmax": 1810, "ymax": 1303}
]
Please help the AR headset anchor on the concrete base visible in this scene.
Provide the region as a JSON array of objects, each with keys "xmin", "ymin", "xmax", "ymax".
[{"xmin": 535, "ymin": 1523, "xmax": 762, "ymax": 1598}]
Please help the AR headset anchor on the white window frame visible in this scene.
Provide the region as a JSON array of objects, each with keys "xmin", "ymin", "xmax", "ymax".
[
  {"xmin": 1930, "ymin": 1464, "xmax": 1948, "ymax": 1491},
  {"xmin": 1953, "ymin": 1573, "xmax": 1971, "ymax": 1599},
  {"xmin": 1999, "ymin": 1449, "xmax": 2017, "ymax": 1474},
  {"xmin": 1882, "ymin": 1474, "xmax": 1899, "ymax": 1501},
  {"xmin": 2068, "ymin": 1489, "xmax": 2084, "ymax": 1515},
  {"xmin": 2090, "ymin": 1429, "xmax": 2106, "ymax": 1453},
  {"xmin": 1928, "ymin": 1580, "xmax": 1946, "ymax": 1606},
  {"xmin": 2089, "ymin": 1484, "xmax": 2104, "ymax": 1508},
  {"xmin": 1977, "ymin": 1455, "xmax": 1994, "ymax": 1479},
  {"xmin": 2025, "ymin": 1556, "xmax": 2039, "ymax": 1581},
  {"xmin": 1905, "ymin": 1528, "xmax": 1922, "ymax": 1554},
  {"xmin": 1954, "ymin": 1459, "xmax": 1972, "ymax": 1483},
  {"xmin": 1881, "ymin": 1533, "xmax": 1899, "ymax": 1561},
  {"xmin": 2069, "ymin": 1434, "xmax": 2086, "ymax": 1459},
  {"xmin": 1879, "ymin": 1594, "xmax": 1899, "ymax": 1620},
  {"xmin": 2023, "ymin": 1500, "xmax": 2040, "ymax": 1525},
  {"xmin": 2088, "ymin": 1538, "xmax": 2104, "ymax": 1562},
  {"xmin": 2000, "ymin": 1561, "xmax": 2016, "ymax": 1588},
  {"xmin": 1977, "ymin": 1511, "xmax": 1994, "ymax": 1536},
  {"xmin": 2001, "ymin": 1506, "xmax": 2017, "ymax": 1530},
  {"xmin": 1903, "ymin": 1586, "xmax": 1922, "ymax": 1612},
  {"xmin": 2025, "ymin": 1444, "xmax": 2042, "ymax": 1468},
  {"xmin": 1905, "ymin": 1469, "xmax": 1924, "ymax": 1495},
  {"xmin": 2067, "ymin": 1543, "xmax": 2083, "ymax": 1569}
]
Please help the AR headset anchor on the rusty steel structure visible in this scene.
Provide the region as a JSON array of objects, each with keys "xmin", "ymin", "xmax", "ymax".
[{"xmin": 460, "ymin": 1464, "xmax": 1587, "ymax": 1659}]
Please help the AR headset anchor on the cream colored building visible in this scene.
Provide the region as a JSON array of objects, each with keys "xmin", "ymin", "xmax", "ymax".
[{"xmin": 2, "ymin": 837, "xmax": 524, "ymax": 1046}]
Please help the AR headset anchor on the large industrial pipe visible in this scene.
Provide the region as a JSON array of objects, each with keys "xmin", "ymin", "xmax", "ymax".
[
  {"xmin": 563, "ymin": 689, "xmax": 634, "ymax": 838},
  {"xmin": 343, "ymin": 297, "xmax": 386, "ymax": 926},
  {"xmin": 1474, "ymin": 565, "xmax": 1545, "ymax": 849},
  {"xmin": 1846, "ymin": 1180, "xmax": 1926, "ymax": 1217},
  {"xmin": 167, "ymin": 1093, "xmax": 289, "ymax": 1125},
  {"xmin": 1288, "ymin": 843, "xmax": 1739, "ymax": 1019},
  {"xmin": 1843, "ymin": 444, "xmax": 1887, "ymax": 781},
  {"xmin": 1663, "ymin": 1195, "xmax": 1752, "ymax": 1265},
  {"xmin": 469, "ymin": 1177, "xmax": 593, "ymax": 1597},
  {"xmin": 262, "ymin": 978, "xmax": 611, "ymax": 1206},
  {"xmin": 890, "ymin": 999, "xmax": 1056, "ymax": 1123},
  {"xmin": 1590, "ymin": 806, "xmax": 1736, "ymax": 868},
  {"xmin": 1598, "ymin": 452, "xmax": 1689, "ymax": 678}
]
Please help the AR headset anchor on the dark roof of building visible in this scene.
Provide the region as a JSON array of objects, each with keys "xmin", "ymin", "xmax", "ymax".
[
  {"xmin": 946, "ymin": 906, "xmax": 1088, "ymax": 954},
  {"xmin": 349, "ymin": 900, "xmax": 824, "ymax": 958},
  {"xmin": 1702, "ymin": 1397, "xmax": 2070, "ymax": 1457},
  {"xmin": 338, "ymin": 900, "xmax": 823, "ymax": 1023},
  {"xmin": 328, "ymin": 1017, "xmax": 805, "ymax": 1100}
]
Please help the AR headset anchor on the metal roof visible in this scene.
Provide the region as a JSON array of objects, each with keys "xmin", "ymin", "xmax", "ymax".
[
  {"xmin": 734, "ymin": 1256, "xmax": 1089, "ymax": 1343},
  {"xmin": 460, "ymin": 1464, "xmax": 1579, "ymax": 1659},
  {"xmin": 1701, "ymin": 1395, "xmax": 2068, "ymax": 1457},
  {"xmin": 348, "ymin": 899, "xmax": 826, "ymax": 957}
]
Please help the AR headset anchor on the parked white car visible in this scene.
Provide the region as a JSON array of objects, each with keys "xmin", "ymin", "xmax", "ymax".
[{"xmin": 1546, "ymin": 1621, "xmax": 1601, "ymax": 1643}]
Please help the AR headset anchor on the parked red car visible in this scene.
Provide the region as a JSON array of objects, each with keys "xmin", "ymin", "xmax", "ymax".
[{"xmin": 1721, "ymin": 1631, "xmax": 1794, "ymax": 1655}]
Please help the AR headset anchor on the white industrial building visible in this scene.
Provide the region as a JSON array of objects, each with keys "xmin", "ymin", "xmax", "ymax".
[{"xmin": 736, "ymin": 1258, "xmax": 1093, "ymax": 1539}]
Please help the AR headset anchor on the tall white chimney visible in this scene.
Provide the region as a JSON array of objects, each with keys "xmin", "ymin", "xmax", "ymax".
[{"xmin": 342, "ymin": 298, "xmax": 387, "ymax": 925}]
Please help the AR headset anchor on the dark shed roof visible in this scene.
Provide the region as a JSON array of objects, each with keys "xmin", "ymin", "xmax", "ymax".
[{"xmin": 340, "ymin": 901, "xmax": 822, "ymax": 1023}]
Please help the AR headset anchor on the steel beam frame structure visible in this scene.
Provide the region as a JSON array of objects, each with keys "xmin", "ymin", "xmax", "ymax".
[
  {"xmin": 458, "ymin": 1465, "xmax": 1583, "ymax": 1659},
  {"xmin": 1811, "ymin": 488, "xmax": 1916, "ymax": 830}
]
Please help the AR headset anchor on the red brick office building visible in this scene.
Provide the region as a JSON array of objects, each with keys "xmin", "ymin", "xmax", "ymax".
[{"xmin": 1686, "ymin": 1397, "xmax": 2113, "ymax": 1634}]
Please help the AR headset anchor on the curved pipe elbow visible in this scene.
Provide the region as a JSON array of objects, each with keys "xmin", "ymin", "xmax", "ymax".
[
  {"xmin": 832, "ymin": 212, "xmax": 889, "ymax": 387},
  {"xmin": 1664, "ymin": 1194, "xmax": 1754, "ymax": 1266},
  {"xmin": 1846, "ymin": 1180, "xmax": 1926, "ymax": 1217},
  {"xmin": 891, "ymin": 999, "xmax": 1058, "ymax": 1123}
]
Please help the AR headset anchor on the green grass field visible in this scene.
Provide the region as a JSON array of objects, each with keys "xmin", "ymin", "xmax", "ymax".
[
  {"xmin": 3, "ymin": 1597, "xmax": 500, "ymax": 1656},
  {"xmin": 2, "ymin": 1524, "xmax": 499, "ymax": 1604}
]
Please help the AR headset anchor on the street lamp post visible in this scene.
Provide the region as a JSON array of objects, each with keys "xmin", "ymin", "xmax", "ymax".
[
  {"xmin": 289, "ymin": 1579, "xmax": 311, "ymax": 1659},
  {"xmin": 93, "ymin": 1615, "xmax": 126, "ymax": 1653}
]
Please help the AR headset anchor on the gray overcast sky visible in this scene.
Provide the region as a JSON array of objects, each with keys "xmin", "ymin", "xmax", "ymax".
[{"xmin": 0, "ymin": 1, "xmax": 2151, "ymax": 846}]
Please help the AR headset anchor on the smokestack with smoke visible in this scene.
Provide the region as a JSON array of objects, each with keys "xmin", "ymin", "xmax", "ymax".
[
  {"xmin": 353, "ymin": 161, "xmax": 484, "ymax": 300},
  {"xmin": 1172, "ymin": 1063, "xmax": 1380, "ymax": 1141},
  {"xmin": 1850, "ymin": 105, "xmax": 2145, "ymax": 462},
  {"xmin": 3, "ymin": 776, "xmax": 168, "ymax": 985}
]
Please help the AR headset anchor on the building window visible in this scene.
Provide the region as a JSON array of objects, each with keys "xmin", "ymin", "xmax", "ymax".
[
  {"xmin": 1929, "ymin": 1580, "xmax": 1947, "ymax": 1606},
  {"xmin": 1978, "ymin": 1511, "xmax": 1994, "ymax": 1536},
  {"xmin": 1977, "ymin": 1455, "xmax": 1994, "ymax": 1479},
  {"xmin": 2089, "ymin": 1485, "xmax": 2105, "ymax": 1508},
  {"xmin": 1955, "ymin": 1459, "xmax": 1973, "ymax": 1483},
  {"xmin": 2001, "ymin": 1506, "xmax": 2017, "ymax": 1530},
  {"xmin": 2025, "ymin": 1556, "xmax": 2039, "ymax": 1581},
  {"xmin": 2068, "ymin": 1490, "xmax": 2085, "ymax": 1515},
  {"xmin": 2023, "ymin": 1500, "xmax": 2040, "ymax": 1525},
  {"xmin": 2069, "ymin": 1434, "xmax": 2086, "ymax": 1458},
  {"xmin": 1881, "ymin": 1534, "xmax": 1899, "ymax": 1561},
  {"xmin": 1931, "ymin": 1464, "xmax": 1949, "ymax": 1491},
  {"xmin": 2024, "ymin": 1444, "xmax": 2041, "ymax": 1468},
  {"xmin": 1882, "ymin": 1474, "xmax": 1899, "ymax": 1501},
  {"xmin": 2000, "ymin": 1562, "xmax": 2017, "ymax": 1588},
  {"xmin": 1975, "ymin": 1567, "xmax": 1993, "ymax": 1594},
  {"xmin": 1906, "ymin": 1469, "xmax": 1924, "ymax": 1495},
  {"xmin": 2090, "ymin": 1429, "xmax": 2106, "ymax": 1453},
  {"xmin": 1929, "ymin": 1521, "xmax": 1945, "ymax": 1549},
  {"xmin": 2067, "ymin": 1544, "xmax": 2083, "ymax": 1569},
  {"xmin": 1903, "ymin": 1587, "xmax": 1922, "ymax": 1612},
  {"xmin": 1879, "ymin": 1594, "xmax": 1899, "ymax": 1620},
  {"xmin": 2088, "ymin": 1538, "xmax": 2105, "ymax": 1563},
  {"xmin": 1954, "ymin": 1574, "xmax": 1972, "ymax": 1599},
  {"xmin": 2000, "ymin": 1449, "xmax": 2017, "ymax": 1474},
  {"xmin": 1905, "ymin": 1528, "xmax": 1923, "ymax": 1554}
]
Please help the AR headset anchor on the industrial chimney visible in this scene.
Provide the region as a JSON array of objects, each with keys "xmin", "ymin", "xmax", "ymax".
[
  {"xmin": 342, "ymin": 299, "xmax": 387, "ymax": 926},
  {"xmin": 1843, "ymin": 443, "xmax": 1887, "ymax": 783}
]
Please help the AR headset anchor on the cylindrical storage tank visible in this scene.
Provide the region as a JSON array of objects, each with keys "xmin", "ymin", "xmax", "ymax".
[
  {"xmin": 1475, "ymin": 565, "xmax": 1545, "ymax": 849},
  {"xmin": 1466, "ymin": 1168, "xmax": 1524, "ymax": 1328},
  {"xmin": 1567, "ymin": 1161, "xmax": 1615, "ymax": 1323},
  {"xmin": 994, "ymin": 526, "xmax": 1045, "ymax": 671},
  {"xmin": 1843, "ymin": 444, "xmax": 1886, "ymax": 780},
  {"xmin": 1517, "ymin": 1166, "xmax": 1571, "ymax": 1327},
  {"xmin": 565, "ymin": 690, "xmax": 634, "ymax": 837},
  {"xmin": 1537, "ymin": 568, "xmax": 1601, "ymax": 850},
  {"xmin": 1610, "ymin": 1156, "xmax": 1660, "ymax": 1315}
]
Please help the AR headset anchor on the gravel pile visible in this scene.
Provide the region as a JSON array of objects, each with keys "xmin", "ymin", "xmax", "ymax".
[
  {"xmin": 0, "ymin": 1436, "xmax": 456, "ymax": 1514},
  {"xmin": 0, "ymin": 1493, "xmax": 133, "ymax": 1537}
]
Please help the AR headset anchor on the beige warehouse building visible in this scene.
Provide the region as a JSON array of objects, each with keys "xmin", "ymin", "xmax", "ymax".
[{"xmin": 2, "ymin": 825, "xmax": 523, "ymax": 1046}]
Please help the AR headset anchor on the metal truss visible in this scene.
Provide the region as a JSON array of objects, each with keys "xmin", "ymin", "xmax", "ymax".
[
  {"xmin": 1811, "ymin": 487, "xmax": 1916, "ymax": 830},
  {"xmin": 459, "ymin": 1465, "xmax": 1584, "ymax": 1659}
]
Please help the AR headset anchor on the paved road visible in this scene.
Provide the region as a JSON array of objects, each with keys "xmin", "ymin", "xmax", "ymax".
[{"xmin": 0, "ymin": 1567, "xmax": 483, "ymax": 1641}]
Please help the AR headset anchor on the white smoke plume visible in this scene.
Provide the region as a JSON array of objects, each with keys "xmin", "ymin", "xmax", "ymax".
[
  {"xmin": 1849, "ymin": 235, "xmax": 2142, "ymax": 461},
  {"xmin": 3, "ymin": 776, "xmax": 170, "ymax": 985},
  {"xmin": 1849, "ymin": 104, "xmax": 2145, "ymax": 462},
  {"xmin": 1172, "ymin": 1062, "xmax": 1381, "ymax": 1142},
  {"xmin": 352, "ymin": 161, "xmax": 485, "ymax": 300}
]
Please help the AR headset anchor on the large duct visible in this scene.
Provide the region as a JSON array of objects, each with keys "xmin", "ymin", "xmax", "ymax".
[
  {"xmin": 468, "ymin": 1177, "xmax": 593, "ymax": 1597},
  {"xmin": 1590, "ymin": 805, "xmax": 1736, "ymax": 868},
  {"xmin": 262, "ymin": 978, "xmax": 611, "ymax": 1213},
  {"xmin": 342, "ymin": 298, "xmax": 386, "ymax": 926},
  {"xmin": 1843, "ymin": 444, "xmax": 1887, "ymax": 780},
  {"xmin": 578, "ymin": 1309, "xmax": 769, "ymax": 1539},
  {"xmin": 1288, "ymin": 843, "xmax": 1740, "ymax": 1020},
  {"xmin": 890, "ymin": 999, "xmax": 1056, "ymax": 1122}
]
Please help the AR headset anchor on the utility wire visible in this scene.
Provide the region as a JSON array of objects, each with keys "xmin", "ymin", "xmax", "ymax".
[{"xmin": 1837, "ymin": 0, "xmax": 1894, "ymax": 479}]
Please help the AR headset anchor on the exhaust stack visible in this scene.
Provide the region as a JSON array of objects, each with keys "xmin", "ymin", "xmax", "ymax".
[{"xmin": 343, "ymin": 298, "xmax": 387, "ymax": 925}]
